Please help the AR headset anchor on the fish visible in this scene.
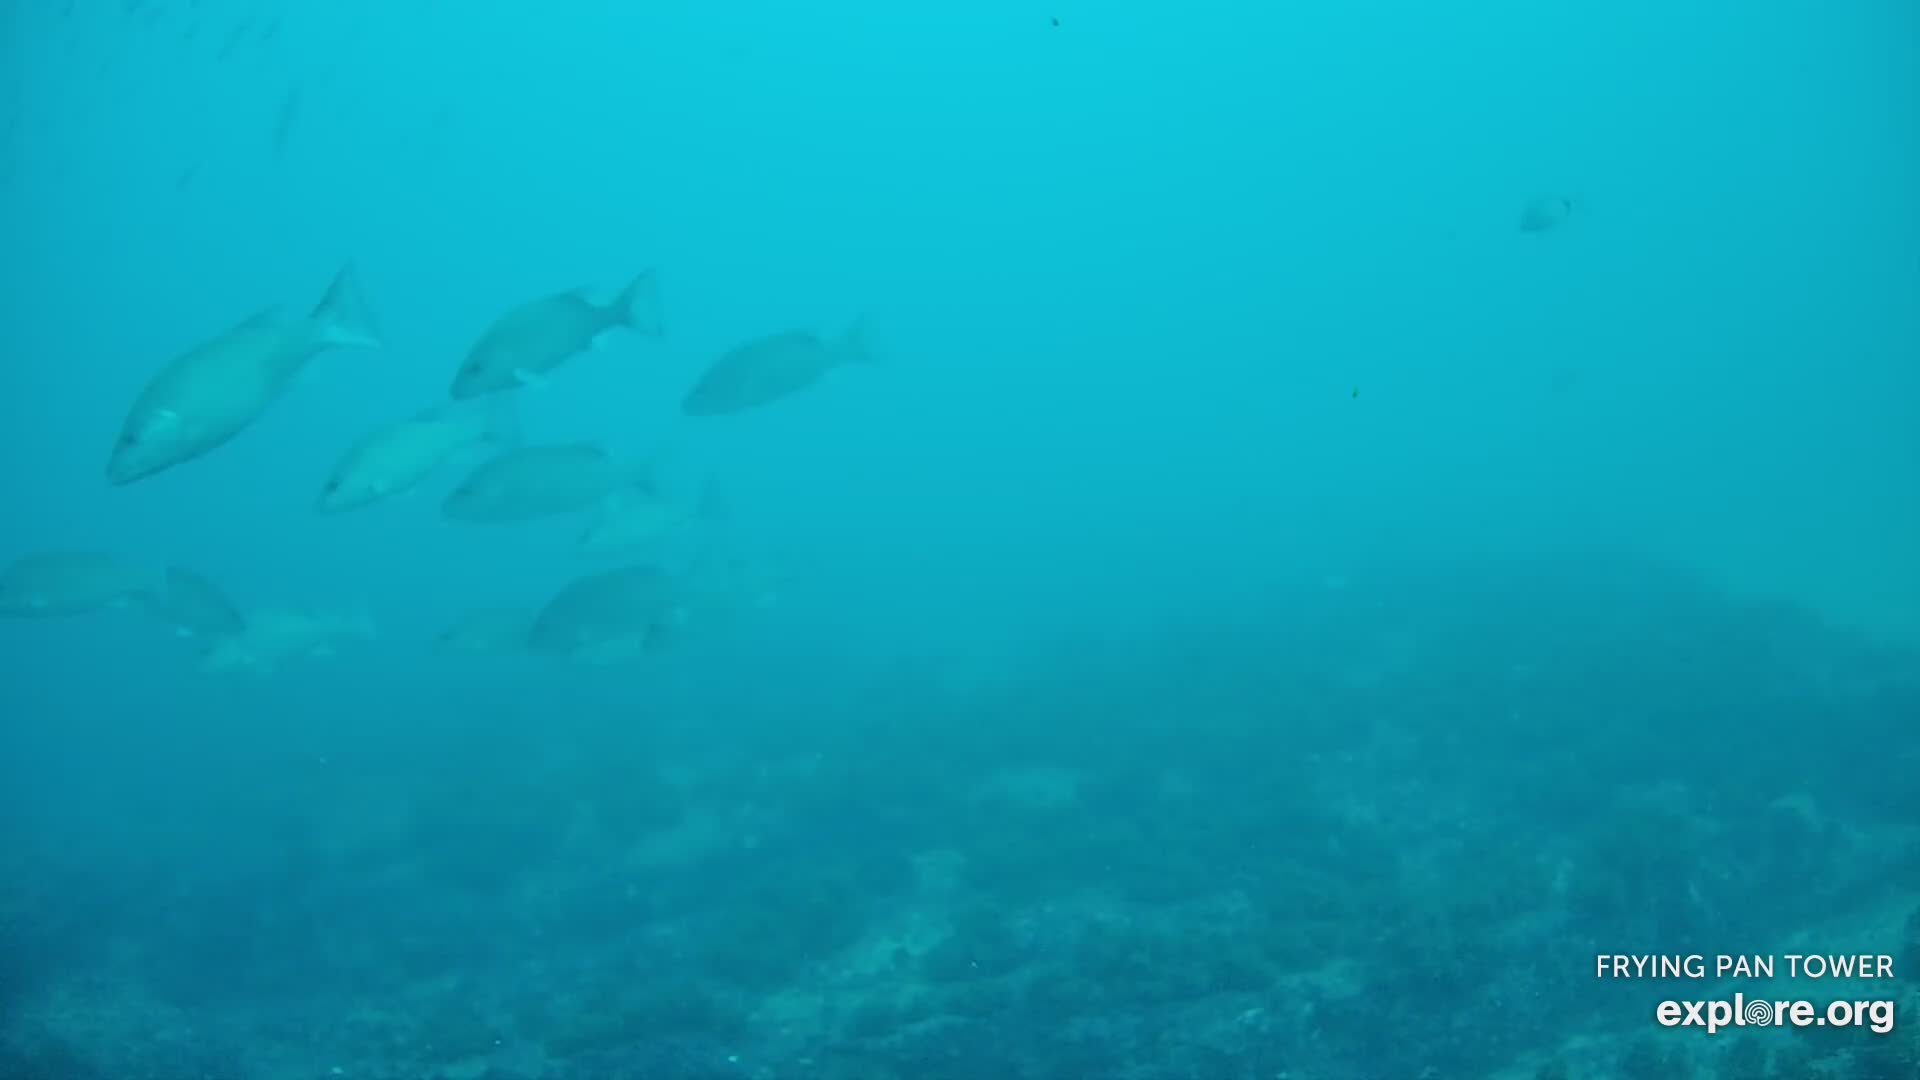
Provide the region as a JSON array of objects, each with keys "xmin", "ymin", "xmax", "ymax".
[
  {"xmin": 633, "ymin": 550, "xmax": 785, "ymax": 653},
  {"xmin": 107, "ymin": 263, "xmax": 383, "ymax": 485},
  {"xmin": 318, "ymin": 395, "xmax": 518, "ymax": 513},
  {"xmin": 682, "ymin": 319, "xmax": 876, "ymax": 416},
  {"xmin": 137, "ymin": 565, "xmax": 244, "ymax": 638},
  {"xmin": 271, "ymin": 84, "xmax": 300, "ymax": 159},
  {"xmin": 0, "ymin": 551, "xmax": 157, "ymax": 617},
  {"xmin": 1519, "ymin": 195, "xmax": 1574, "ymax": 233},
  {"xmin": 450, "ymin": 272, "xmax": 663, "ymax": 398},
  {"xmin": 576, "ymin": 477, "xmax": 723, "ymax": 555},
  {"xmin": 198, "ymin": 606, "xmax": 376, "ymax": 675},
  {"xmin": 528, "ymin": 564, "xmax": 688, "ymax": 665},
  {"xmin": 436, "ymin": 608, "xmax": 535, "ymax": 654},
  {"xmin": 688, "ymin": 549, "xmax": 786, "ymax": 612},
  {"xmin": 442, "ymin": 443, "xmax": 652, "ymax": 524}
]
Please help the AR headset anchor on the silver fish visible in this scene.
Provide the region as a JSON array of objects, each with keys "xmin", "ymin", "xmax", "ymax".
[
  {"xmin": 0, "ymin": 551, "xmax": 157, "ymax": 617},
  {"xmin": 442, "ymin": 443, "xmax": 651, "ymax": 524},
  {"xmin": 575, "ymin": 482, "xmax": 718, "ymax": 555},
  {"xmin": 682, "ymin": 319, "xmax": 875, "ymax": 416},
  {"xmin": 138, "ymin": 565, "xmax": 244, "ymax": 638},
  {"xmin": 451, "ymin": 273, "xmax": 663, "ymax": 398},
  {"xmin": 108, "ymin": 263, "xmax": 382, "ymax": 485},
  {"xmin": 528, "ymin": 564, "xmax": 687, "ymax": 664},
  {"xmin": 319, "ymin": 395, "xmax": 517, "ymax": 513},
  {"xmin": 199, "ymin": 606, "xmax": 376, "ymax": 675}
]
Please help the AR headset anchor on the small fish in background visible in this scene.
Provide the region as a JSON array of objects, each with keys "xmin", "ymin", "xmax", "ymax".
[
  {"xmin": 577, "ymin": 475, "xmax": 726, "ymax": 556},
  {"xmin": 441, "ymin": 443, "xmax": 655, "ymax": 524},
  {"xmin": 214, "ymin": 21, "xmax": 249, "ymax": 61},
  {"xmin": 682, "ymin": 318, "xmax": 877, "ymax": 417},
  {"xmin": 319, "ymin": 395, "xmax": 518, "ymax": 513},
  {"xmin": 686, "ymin": 547, "xmax": 787, "ymax": 612},
  {"xmin": 0, "ymin": 551, "xmax": 158, "ymax": 617},
  {"xmin": 1519, "ymin": 195, "xmax": 1574, "ymax": 233},
  {"xmin": 527, "ymin": 564, "xmax": 688, "ymax": 666},
  {"xmin": 271, "ymin": 84, "xmax": 301, "ymax": 160},
  {"xmin": 642, "ymin": 548, "xmax": 788, "ymax": 652},
  {"xmin": 436, "ymin": 608, "xmax": 535, "ymax": 655},
  {"xmin": 451, "ymin": 273, "xmax": 664, "ymax": 398},
  {"xmin": 138, "ymin": 565, "xmax": 244, "ymax": 639},
  {"xmin": 198, "ymin": 606, "xmax": 377, "ymax": 675},
  {"xmin": 107, "ymin": 262, "xmax": 383, "ymax": 486}
]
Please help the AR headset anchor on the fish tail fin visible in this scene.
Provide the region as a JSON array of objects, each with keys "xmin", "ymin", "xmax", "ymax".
[
  {"xmin": 613, "ymin": 270, "xmax": 664, "ymax": 338},
  {"xmin": 311, "ymin": 261, "xmax": 383, "ymax": 350},
  {"xmin": 837, "ymin": 316, "xmax": 878, "ymax": 366}
]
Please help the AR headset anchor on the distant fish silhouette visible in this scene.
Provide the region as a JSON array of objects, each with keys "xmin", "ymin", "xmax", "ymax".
[
  {"xmin": 271, "ymin": 85, "xmax": 301, "ymax": 159},
  {"xmin": 1519, "ymin": 195, "xmax": 1574, "ymax": 233}
]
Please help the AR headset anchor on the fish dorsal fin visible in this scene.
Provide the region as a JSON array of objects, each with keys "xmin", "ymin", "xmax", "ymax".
[{"xmin": 550, "ymin": 285, "xmax": 597, "ymax": 307}]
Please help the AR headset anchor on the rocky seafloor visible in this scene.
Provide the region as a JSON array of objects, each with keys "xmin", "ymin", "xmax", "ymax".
[{"xmin": 2, "ymin": 556, "xmax": 1917, "ymax": 1079}]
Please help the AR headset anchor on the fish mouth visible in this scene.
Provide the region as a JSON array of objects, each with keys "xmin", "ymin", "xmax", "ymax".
[{"xmin": 106, "ymin": 455, "xmax": 151, "ymax": 486}]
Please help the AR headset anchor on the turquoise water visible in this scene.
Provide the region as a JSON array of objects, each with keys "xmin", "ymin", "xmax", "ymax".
[{"xmin": 2, "ymin": 3, "xmax": 1915, "ymax": 1077}]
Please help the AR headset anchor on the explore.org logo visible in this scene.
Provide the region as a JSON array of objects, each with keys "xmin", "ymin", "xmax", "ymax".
[
  {"xmin": 1655, "ymin": 993, "xmax": 1896, "ymax": 1035},
  {"xmin": 1593, "ymin": 953, "xmax": 1901, "ymax": 1036}
]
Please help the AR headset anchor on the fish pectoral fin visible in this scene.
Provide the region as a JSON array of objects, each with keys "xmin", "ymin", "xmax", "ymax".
[{"xmin": 512, "ymin": 368, "xmax": 551, "ymax": 389}]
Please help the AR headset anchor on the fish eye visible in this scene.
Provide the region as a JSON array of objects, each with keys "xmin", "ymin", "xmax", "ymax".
[
  {"xmin": 323, "ymin": 479, "xmax": 340, "ymax": 492},
  {"xmin": 118, "ymin": 432, "xmax": 138, "ymax": 447}
]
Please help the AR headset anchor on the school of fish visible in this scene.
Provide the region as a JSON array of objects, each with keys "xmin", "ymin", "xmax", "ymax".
[
  {"xmin": 6, "ymin": 261, "xmax": 872, "ymax": 674},
  {"xmin": 7, "ymin": 188, "xmax": 1573, "ymax": 674}
]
